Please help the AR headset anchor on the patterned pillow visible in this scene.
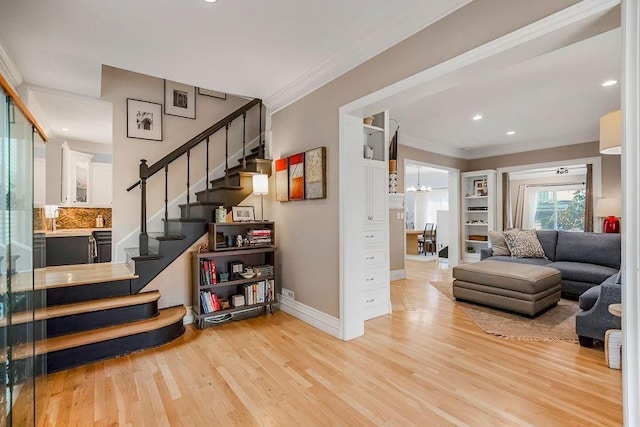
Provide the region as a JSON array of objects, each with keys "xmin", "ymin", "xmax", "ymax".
[
  {"xmin": 488, "ymin": 231, "xmax": 511, "ymax": 256},
  {"xmin": 503, "ymin": 229, "xmax": 547, "ymax": 259}
]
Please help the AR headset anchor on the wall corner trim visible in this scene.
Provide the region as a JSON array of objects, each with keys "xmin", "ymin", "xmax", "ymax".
[
  {"xmin": 0, "ymin": 41, "xmax": 23, "ymax": 88},
  {"xmin": 278, "ymin": 294, "xmax": 340, "ymax": 339},
  {"xmin": 390, "ymin": 270, "xmax": 406, "ymax": 281}
]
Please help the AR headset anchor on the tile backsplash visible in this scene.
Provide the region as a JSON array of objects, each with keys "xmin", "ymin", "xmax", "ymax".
[{"xmin": 35, "ymin": 207, "xmax": 112, "ymax": 231}]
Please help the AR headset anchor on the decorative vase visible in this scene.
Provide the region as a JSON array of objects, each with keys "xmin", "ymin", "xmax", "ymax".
[
  {"xmin": 603, "ymin": 216, "xmax": 620, "ymax": 233},
  {"xmin": 363, "ymin": 116, "xmax": 374, "ymax": 126},
  {"xmin": 215, "ymin": 206, "xmax": 227, "ymax": 223},
  {"xmin": 389, "ymin": 172, "xmax": 398, "ymax": 193}
]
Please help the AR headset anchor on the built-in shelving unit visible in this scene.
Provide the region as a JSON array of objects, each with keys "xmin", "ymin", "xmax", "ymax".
[{"xmin": 461, "ymin": 170, "xmax": 496, "ymax": 262}]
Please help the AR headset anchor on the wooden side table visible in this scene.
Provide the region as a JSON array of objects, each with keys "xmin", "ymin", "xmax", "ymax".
[{"xmin": 605, "ymin": 304, "xmax": 622, "ymax": 369}]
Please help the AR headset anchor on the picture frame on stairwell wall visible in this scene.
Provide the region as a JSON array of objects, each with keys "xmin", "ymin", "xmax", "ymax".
[
  {"xmin": 197, "ymin": 87, "xmax": 227, "ymax": 100},
  {"xmin": 126, "ymin": 98, "xmax": 163, "ymax": 141},
  {"xmin": 288, "ymin": 153, "xmax": 305, "ymax": 201},
  {"xmin": 275, "ymin": 158, "xmax": 289, "ymax": 202},
  {"xmin": 164, "ymin": 80, "xmax": 196, "ymax": 119}
]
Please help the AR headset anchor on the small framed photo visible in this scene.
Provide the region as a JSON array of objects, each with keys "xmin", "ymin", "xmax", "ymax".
[
  {"xmin": 164, "ymin": 80, "xmax": 196, "ymax": 119},
  {"xmin": 228, "ymin": 261, "xmax": 244, "ymax": 280},
  {"xmin": 198, "ymin": 87, "xmax": 227, "ymax": 100},
  {"xmin": 232, "ymin": 206, "xmax": 255, "ymax": 222},
  {"xmin": 127, "ymin": 99, "xmax": 163, "ymax": 141},
  {"xmin": 473, "ymin": 179, "xmax": 487, "ymax": 196}
]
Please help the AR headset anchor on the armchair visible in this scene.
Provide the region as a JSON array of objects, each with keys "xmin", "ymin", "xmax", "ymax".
[{"xmin": 575, "ymin": 273, "xmax": 621, "ymax": 347}]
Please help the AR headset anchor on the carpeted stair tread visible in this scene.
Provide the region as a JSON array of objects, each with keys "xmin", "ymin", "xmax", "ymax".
[{"xmin": 1, "ymin": 291, "xmax": 161, "ymax": 327}]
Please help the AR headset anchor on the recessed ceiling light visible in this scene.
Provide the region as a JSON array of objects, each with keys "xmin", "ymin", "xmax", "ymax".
[
  {"xmin": 506, "ymin": 131, "xmax": 515, "ymax": 135},
  {"xmin": 472, "ymin": 114, "xmax": 483, "ymax": 121},
  {"xmin": 602, "ymin": 79, "xmax": 618, "ymax": 87},
  {"xmin": 203, "ymin": 0, "xmax": 218, "ymax": 3},
  {"xmin": 62, "ymin": 127, "xmax": 69, "ymax": 132}
]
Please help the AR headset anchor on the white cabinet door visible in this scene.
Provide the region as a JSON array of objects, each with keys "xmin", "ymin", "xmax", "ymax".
[
  {"xmin": 91, "ymin": 163, "xmax": 112, "ymax": 206},
  {"xmin": 369, "ymin": 162, "xmax": 387, "ymax": 223},
  {"xmin": 61, "ymin": 142, "xmax": 94, "ymax": 206}
]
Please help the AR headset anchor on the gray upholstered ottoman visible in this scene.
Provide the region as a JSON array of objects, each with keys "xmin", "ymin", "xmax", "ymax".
[{"xmin": 452, "ymin": 260, "xmax": 561, "ymax": 316}]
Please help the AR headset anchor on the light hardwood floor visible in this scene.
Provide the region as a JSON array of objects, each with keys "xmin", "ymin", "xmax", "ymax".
[{"xmin": 33, "ymin": 259, "xmax": 622, "ymax": 426}]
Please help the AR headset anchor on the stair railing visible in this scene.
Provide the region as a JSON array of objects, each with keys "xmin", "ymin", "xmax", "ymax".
[{"xmin": 127, "ymin": 98, "xmax": 263, "ymax": 255}]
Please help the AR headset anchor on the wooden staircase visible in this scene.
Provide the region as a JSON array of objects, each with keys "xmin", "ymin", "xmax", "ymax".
[
  {"xmin": 2, "ymin": 264, "xmax": 185, "ymax": 374},
  {"xmin": 3, "ymin": 98, "xmax": 272, "ymax": 373}
]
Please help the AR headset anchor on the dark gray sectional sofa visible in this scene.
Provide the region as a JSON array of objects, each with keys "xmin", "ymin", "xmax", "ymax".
[{"xmin": 480, "ymin": 230, "xmax": 621, "ymax": 299}]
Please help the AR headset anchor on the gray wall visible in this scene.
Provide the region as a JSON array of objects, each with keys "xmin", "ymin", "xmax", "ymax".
[{"xmin": 271, "ymin": 0, "xmax": 578, "ymax": 317}]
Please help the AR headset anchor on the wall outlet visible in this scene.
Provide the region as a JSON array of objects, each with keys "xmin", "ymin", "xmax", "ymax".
[{"xmin": 281, "ymin": 288, "xmax": 295, "ymax": 299}]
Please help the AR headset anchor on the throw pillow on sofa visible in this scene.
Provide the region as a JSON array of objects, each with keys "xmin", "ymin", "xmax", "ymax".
[
  {"xmin": 503, "ymin": 229, "xmax": 547, "ymax": 259},
  {"xmin": 488, "ymin": 230, "xmax": 511, "ymax": 256}
]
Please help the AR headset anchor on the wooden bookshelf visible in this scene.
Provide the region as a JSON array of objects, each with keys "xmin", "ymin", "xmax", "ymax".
[{"xmin": 192, "ymin": 222, "xmax": 277, "ymax": 328}]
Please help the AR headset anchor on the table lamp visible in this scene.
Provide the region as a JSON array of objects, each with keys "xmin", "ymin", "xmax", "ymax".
[
  {"xmin": 595, "ymin": 198, "xmax": 621, "ymax": 233},
  {"xmin": 252, "ymin": 174, "xmax": 269, "ymax": 220}
]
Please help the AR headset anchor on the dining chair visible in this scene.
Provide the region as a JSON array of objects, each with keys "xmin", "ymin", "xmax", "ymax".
[{"xmin": 418, "ymin": 223, "xmax": 435, "ymax": 255}]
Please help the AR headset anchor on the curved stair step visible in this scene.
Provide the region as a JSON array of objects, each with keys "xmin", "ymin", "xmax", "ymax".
[
  {"xmin": 2, "ymin": 291, "xmax": 161, "ymax": 326},
  {"xmin": 34, "ymin": 305, "xmax": 185, "ymax": 373}
]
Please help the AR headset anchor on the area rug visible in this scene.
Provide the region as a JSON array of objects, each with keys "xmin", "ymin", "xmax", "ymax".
[{"xmin": 430, "ymin": 280, "xmax": 580, "ymax": 342}]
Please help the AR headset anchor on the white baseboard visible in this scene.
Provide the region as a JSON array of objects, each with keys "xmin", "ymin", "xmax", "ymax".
[
  {"xmin": 390, "ymin": 269, "xmax": 406, "ymax": 281},
  {"xmin": 183, "ymin": 307, "xmax": 194, "ymax": 325},
  {"xmin": 278, "ymin": 294, "xmax": 340, "ymax": 339}
]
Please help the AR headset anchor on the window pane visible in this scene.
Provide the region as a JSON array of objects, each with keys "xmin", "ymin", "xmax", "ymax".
[{"xmin": 557, "ymin": 189, "xmax": 585, "ymax": 231}]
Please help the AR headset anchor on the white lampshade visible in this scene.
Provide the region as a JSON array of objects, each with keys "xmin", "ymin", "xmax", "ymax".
[
  {"xmin": 252, "ymin": 174, "xmax": 269, "ymax": 195},
  {"xmin": 595, "ymin": 198, "xmax": 621, "ymax": 217},
  {"xmin": 599, "ymin": 110, "xmax": 622, "ymax": 155}
]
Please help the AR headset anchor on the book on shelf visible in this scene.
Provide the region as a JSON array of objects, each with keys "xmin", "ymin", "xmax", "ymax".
[
  {"xmin": 201, "ymin": 291, "xmax": 223, "ymax": 314},
  {"xmin": 200, "ymin": 259, "xmax": 217, "ymax": 286}
]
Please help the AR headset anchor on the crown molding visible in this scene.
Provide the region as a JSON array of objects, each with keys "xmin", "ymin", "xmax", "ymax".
[
  {"xmin": 462, "ymin": 131, "xmax": 598, "ymax": 159},
  {"xmin": 0, "ymin": 41, "xmax": 23, "ymax": 88},
  {"xmin": 265, "ymin": 0, "xmax": 471, "ymax": 113},
  {"xmin": 399, "ymin": 132, "xmax": 465, "ymax": 159}
]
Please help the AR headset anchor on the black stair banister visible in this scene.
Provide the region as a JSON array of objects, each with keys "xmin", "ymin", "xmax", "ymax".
[
  {"xmin": 224, "ymin": 123, "xmax": 230, "ymax": 186},
  {"xmin": 164, "ymin": 164, "xmax": 169, "ymax": 235},
  {"xmin": 242, "ymin": 112, "xmax": 247, "ymax": 170},
  {"xmin": 139, "ymin": 159, "xmax": 149, "ymax": 255},
  {"xmin": 205, "ymin": 136, "xmax": 210, "ymax": 199},
  {"xmin": 259, "ymin": 100, "xmax": 264, "ymax": 158},
  {"xmin": 126, "ymin": 97, "xmax": 261, "ymax": 191},
  {"xmin": 186, "ymin": 148, "xmax": 191, "ymax": 218}
]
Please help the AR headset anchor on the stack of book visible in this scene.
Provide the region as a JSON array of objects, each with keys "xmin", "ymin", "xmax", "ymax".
[
  {"xmin": 200, "ymin": 291, "xmax": 221, "ymax": 314},
  {"xmin": 246, "ymin": 229, "xmax": 272, "ymax": 246},
  {"xmin": 199, "ymin": 259, "xmax": 217, "ymax": 285},
  {"xmin": 242, "ymin": 279, "xmax": 275, "ymax": 305}
]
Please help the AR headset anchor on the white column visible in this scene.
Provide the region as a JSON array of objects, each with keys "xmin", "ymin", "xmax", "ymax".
[{"xmin": 622, "ymin": 0, "xmax": 640, "ymax": 424}]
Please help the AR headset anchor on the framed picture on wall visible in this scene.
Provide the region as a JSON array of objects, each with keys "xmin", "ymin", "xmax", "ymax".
[
  {"xmin": 473, "ymin": 178, "xmax": 487, "ymax": 196},
  {"xmin": 275, "ymin": 158, "xmax": 289, "ymax": 201},
  {"xmin": 288, "ymin": 153, "xmax": 305, "ymax": 200},
  {"xmin": 164, "ymin": 80, "xmax": 196, "ymax": 119},
  {"xmin": 304, "ymin": 146, "xmax": 327, "ymax": 199},
  {"xmin": 197, "ymin": 87, "xmax": 227, "ymax": 100},
  {"xmin": 126, "ymin": 99, "xmax": 163, "ymax": 141}
]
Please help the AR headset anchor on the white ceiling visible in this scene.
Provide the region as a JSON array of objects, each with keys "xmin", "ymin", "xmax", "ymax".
[
  {"xmin": 391, "ymin": 28, "xmax": 621, "ymax": 158},
  {"xmin": 0, "ymin": 0, "xmax": 469, "ymax": 145},
  {"xmin": 0, "ymin": 2, "xmax": 621, "ymax": 157}
]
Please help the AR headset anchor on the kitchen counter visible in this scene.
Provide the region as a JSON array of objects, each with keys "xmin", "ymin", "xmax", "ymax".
[{"xmin": 42, "ymin": 228, "xmax": 112, "ymax": 238}]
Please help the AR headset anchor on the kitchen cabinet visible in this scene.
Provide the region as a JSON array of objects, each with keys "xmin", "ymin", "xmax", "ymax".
[
  {"xmin": 92, "ymin": 230, "xmax": 112, "ymax": 263},
  {"xmin": 46, "ymin": 235, "xmax": 92, "ymax": 266},
  {"xmin": 90, "ymin": 163, "xmax": 112, "ymax": 206},
  {"xmin": 61, "ymin": 142, "xmax": 93, "ymax": 206}
]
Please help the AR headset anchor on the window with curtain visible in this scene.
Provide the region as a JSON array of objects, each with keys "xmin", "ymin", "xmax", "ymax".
[
  {"xmin": 532, "ymin": 184, "xmax": 586, "ymax": 231},
  {"xmin": 414, "ymin": 189, "xmax": 449, "ymax": 227}
]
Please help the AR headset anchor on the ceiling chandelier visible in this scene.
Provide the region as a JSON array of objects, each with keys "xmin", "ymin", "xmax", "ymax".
[{"xmin": 406, "ymin": 167, "xmax": 432, "ymax": 192}]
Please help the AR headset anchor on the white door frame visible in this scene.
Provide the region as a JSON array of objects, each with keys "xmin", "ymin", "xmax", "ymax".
[
  {"xmin": 621, "ymin": 0, "xmax": 639, "ymax": 424},
  {"xmin": 338, "ymin": 3, "xmax": 638, "ymax": 422},
  {"xmin": 403, "ymin": 159, "xmax": 460, "ymax": 266}
]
